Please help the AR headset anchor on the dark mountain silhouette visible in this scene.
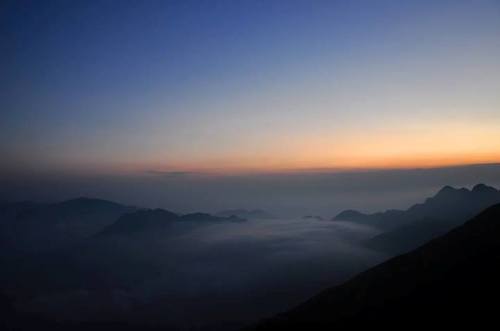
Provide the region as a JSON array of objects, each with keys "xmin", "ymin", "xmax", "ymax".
[
  {"xmin": 1, "ymin": 197, "xmax": 246, "ymax": 245},
  {"xmin": 97, "ymin": 209, "xmax": 179, "ymax": 236},
  {"xmin": 14, "ymin": 197, "xmax": 134, "ymax": 231},
  {"xmin": 334, "ymin": 184, "xmax": 500, "ymax": 254},
  {"xmin": 97, "ymin": 209, "xmax": 245, "ymax": 237},
  {"xmin": 363, "ymin": 216, "xmax": 456, "ymax": 255},
  {"xmin": 217, "ymin": 209, "xmax": 276, "ymax": 219},
  {"xmin": 1, "ymin": 198, "xmax": 135, "ymax": 253},
  {"xmin": 181, "ymin": 212, "xmax": 245, "ymax": 223},
  {"xmin": 333, "ymin": 209, "xmax": 405, "ymax": 228},
  {"xmin": 251, "ymin": 203, "xmax": 500, "ymax": 330},
  {"xmin": 0, "ymin": 201, "xmax": 40, "ymax": 221},
  {"xmin": 16, "ymin": 197, "xmax": 133, "ymax": 219},
  {"xmin": 0, "ymin": 201, "xmax": 41, "ymax": 251},
  {"xmin": 4, "ymin": 191, "xmax": 500, "ymax": 330},
  {"xmin": 333, "ymin": 184, "xmax": 500, "ymax": 230},
  {"xmin": 0, "ymin": 199, "xmax": 249, "ymax": 331}
]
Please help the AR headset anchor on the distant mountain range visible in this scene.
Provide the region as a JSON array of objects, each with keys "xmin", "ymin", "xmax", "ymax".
[
  {"xmin": 334, "ymin": 184, "xmax": 500, "ymax": 254},
  {"xmin": 98, "ymin": 209, "xmax": 245, "ymax": 237},
  {"xmin": 217, "ymin": 209, "xmax": 276, "ymax": 220},
  {"xmin": 0, "ymin": 198, "xmax": 135, "ymax": 253},
  {"xmin": 0, "ymin": 197, "xmax": 245, "ymax": 253},
  {"xmin": 252, "ymin": 202, "xmax": 500, "ymax": 330},
  {"xmin": 334, "ymin": 184, "xmax": 500, "ymax": 229},
  {"xmin": 4, "ymin": 186, "xmax": 500, "ymax": 330}
]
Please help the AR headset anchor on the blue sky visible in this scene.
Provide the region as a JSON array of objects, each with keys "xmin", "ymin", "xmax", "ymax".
[{"xmin": 2, "ymin": 0, "xmax": 500, "ymax": 174}]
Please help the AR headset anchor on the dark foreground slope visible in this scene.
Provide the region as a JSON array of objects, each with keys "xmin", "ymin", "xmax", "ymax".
[{"xmin": 252, "ymin": 203, "xmax": 500, "ymax": 330}]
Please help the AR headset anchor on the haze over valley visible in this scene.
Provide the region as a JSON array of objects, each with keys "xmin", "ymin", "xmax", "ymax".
[{"xmin": 2, "ymin": 0, "xmax": 500, "ymax": 330}]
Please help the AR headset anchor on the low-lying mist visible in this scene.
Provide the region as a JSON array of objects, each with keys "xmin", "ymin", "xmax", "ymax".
[
  {"xmin": 9, "ymin": 217, "xmax": 383, "ymax": 329},
  {"xmin": 2, "ymin": 163, "xmax": 500, "ymax": 329}
]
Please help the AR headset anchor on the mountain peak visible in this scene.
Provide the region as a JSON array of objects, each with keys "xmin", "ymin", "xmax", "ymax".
[
  {"xmin": 333, "ymin": 209, "xmax": 367, "ymax": 221},
  {"xmin": 216, "ymin": 208, "xmax": 275, "ymax": 219},
  {"xmin": 472, "ymin": 183, "xmax": 497, "ymax": 193},
  {"xmin": 433, "ymin": 185, "xmax": 471, "ymax": 199},
  {"xmin": 56, "ymin": 197, "xmax": 125, "ymax": 209},
  {"xmin": 436, "ymin": 185, "xmax": 458, "ymax": 195},
  {"xmin": 97, "ymin": 208, "xmax": 179, "ymax": 237}
]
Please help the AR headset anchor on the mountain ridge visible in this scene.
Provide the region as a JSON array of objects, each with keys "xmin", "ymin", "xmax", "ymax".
[
  {"xmin": 351, "ymin": 184, "xmax": 500, "ymax": 254},
  {"xmin": 334, "ymin": 184, "xmax": 500, "ymax": 225},
  {"xmin": 251, "ymin": 202, "xmax": 500, "ymax": 330},
  {"xmin": 97, "ymin": 209, "xmax": 246, "ymax": 237},
  {"xmin": 333, "ymin": 184, "xmax": 500, "ymax": 230}
]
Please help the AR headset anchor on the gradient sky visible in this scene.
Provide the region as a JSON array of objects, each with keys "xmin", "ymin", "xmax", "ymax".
[{"xmin": 2, "ymin": 0, "xmax": 500, "ymax": 175}]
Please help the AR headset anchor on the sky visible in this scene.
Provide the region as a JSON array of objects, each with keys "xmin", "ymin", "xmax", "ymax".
[{"xmin": 1, "ymin": 0, "xmax": 500, "ymax": 176}]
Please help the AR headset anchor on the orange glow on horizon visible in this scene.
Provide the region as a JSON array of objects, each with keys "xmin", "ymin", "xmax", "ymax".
[
  {"xmin": 138, "ymin": 120, "xmax": 500, "ymax": 175},
  {"xmin": 6, "ymin": 119, "xmax": 498, "ymax": 177},
  {"xmin": 137, "ymin": 153, "xmax": 500, "ymax": 176}
]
